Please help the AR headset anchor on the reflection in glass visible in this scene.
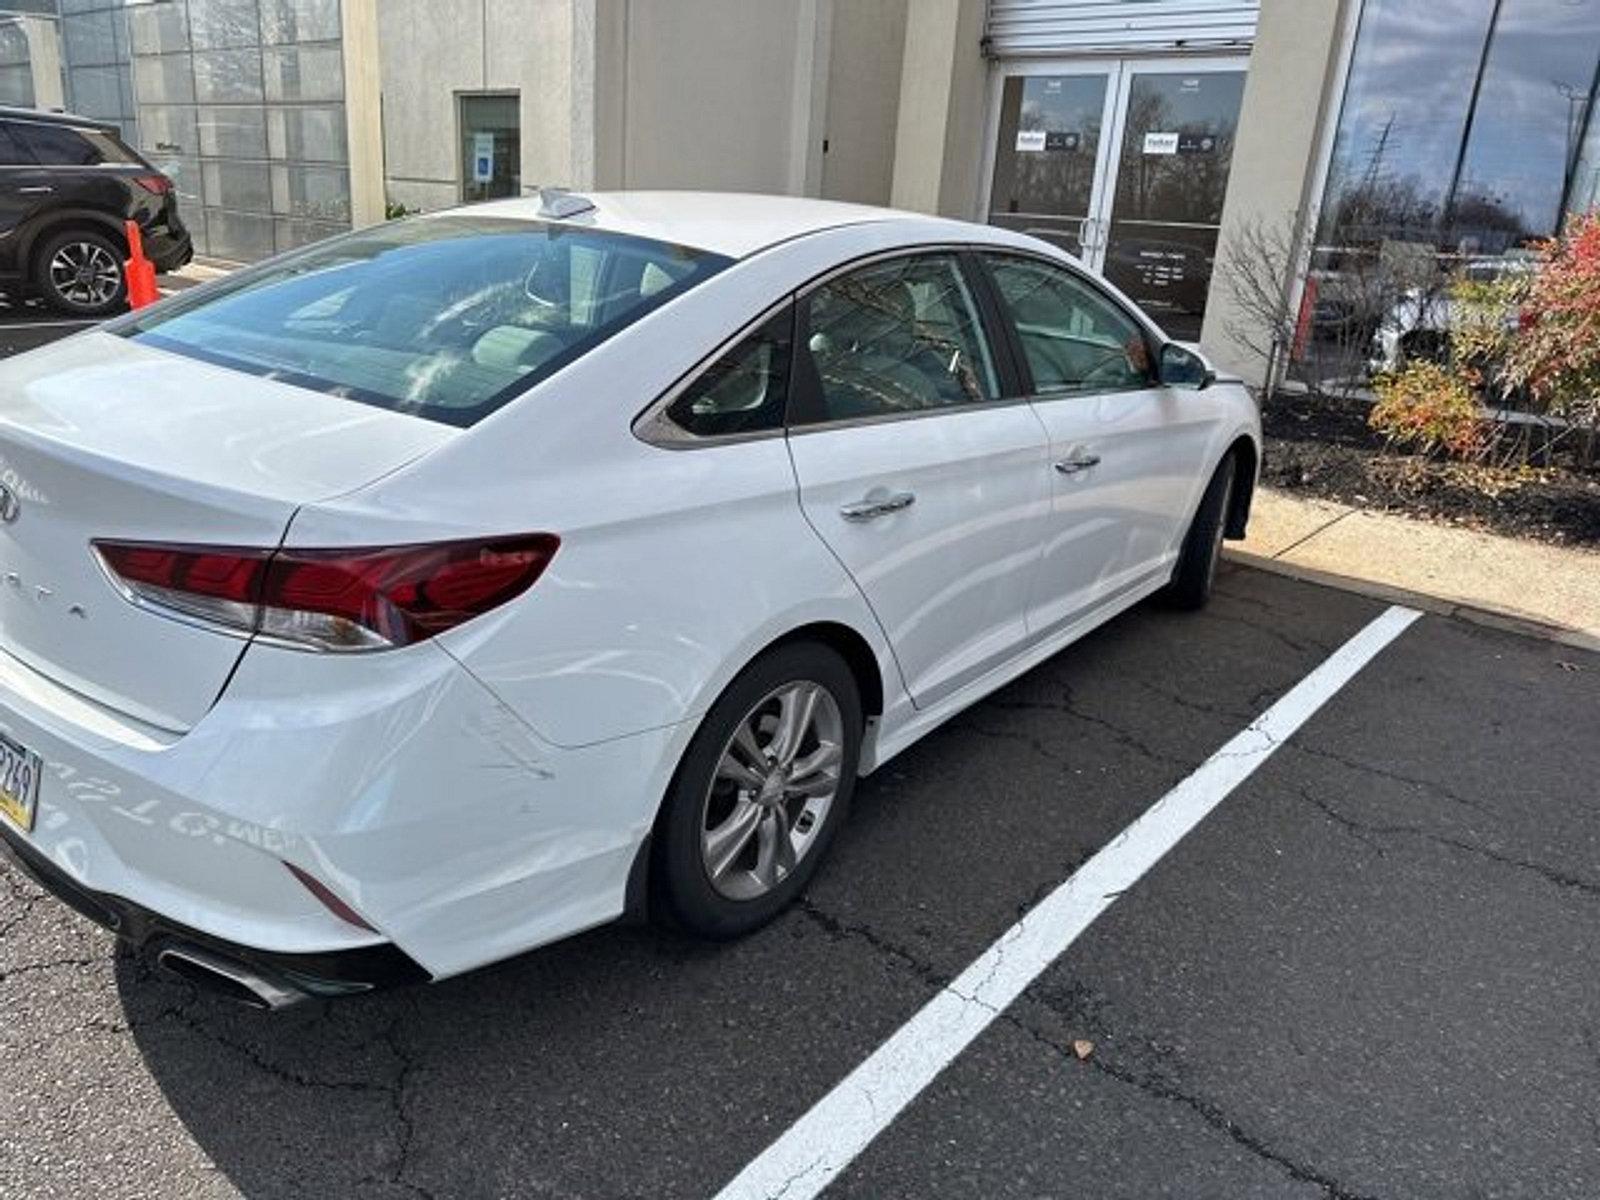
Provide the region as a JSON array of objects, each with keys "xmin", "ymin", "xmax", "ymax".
[
  {"xmin": 1304, "ymin": 0, "xmax": 1600, "ymax": 388},
  {"xmin": 987, "ymin": 74, "xmax": 1108, "ymax": 257},
  {"xmin": 1102, "ymin": 71, "xmax": 1245, "ymax": 341}
]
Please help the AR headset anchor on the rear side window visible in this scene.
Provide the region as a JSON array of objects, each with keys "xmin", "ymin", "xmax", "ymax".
[
  {"xmin": 984, "ymin": 255, "xmax": 1153, "ymax": 394},
  {"xmin": 0, "ymin": 124, "xmax": 28, "ymax": 165},
  {"xmin": 8, "ymin": 122, "xmax": 138, "ymax": 166},
  {"xmin": 117, "ymin": 216, "xmax": 731, "ymax": 427},
  {"xmin": 793, "ymin": 254, "xmax": 998, "ymax": 425},
  {"xmin": 666, "ymin": 309, "xmax": 792, "ymax": 438}
]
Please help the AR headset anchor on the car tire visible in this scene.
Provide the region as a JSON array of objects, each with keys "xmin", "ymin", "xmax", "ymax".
[
  {"xmin": 653, "ymin": 642, "xmax": 863, "ymax": 939},
  {"xmin": 33, "ymin": 228, "xmax": 128, "ymax": 318},
  {"xmin": 1164, "ymin": 451, "xmax": 1236, "ymax": 610}
]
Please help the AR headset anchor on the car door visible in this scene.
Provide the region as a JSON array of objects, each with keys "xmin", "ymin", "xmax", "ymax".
[
  {"xmin": 786, "ymin": 250, "xmax": 1051, "ymax": 708},
  {"xmin": 980, "ymin": 252, "xmax": 1218, "ymax": 638},
  {"xmin": 0, "ymin": 121, "xmax": 55, "ymax": 249}
]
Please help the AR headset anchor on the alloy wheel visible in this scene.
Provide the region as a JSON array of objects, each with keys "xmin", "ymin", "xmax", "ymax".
[
  {"xmin": 48, "ymin": 241, "xmax": 122, "ymax": 308},
  {"xmin": 700, "ymin": 680, "xmax": 844, "ymax": 901}
]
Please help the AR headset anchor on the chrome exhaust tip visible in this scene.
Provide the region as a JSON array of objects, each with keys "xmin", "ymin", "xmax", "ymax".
[{"xmin": 156, "ymin": 944, "xmax": 307, "ymax": 1011}]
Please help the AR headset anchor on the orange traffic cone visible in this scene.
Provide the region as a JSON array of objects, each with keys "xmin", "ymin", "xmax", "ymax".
[{"xmin": 123, "ymin": 219, "xmax": 159, "ymax": 310}]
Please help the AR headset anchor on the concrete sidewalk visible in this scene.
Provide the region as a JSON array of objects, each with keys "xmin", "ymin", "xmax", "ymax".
[{"xmin": 1230, "ymin": 486, "xmax": 1600, "ymax": 650}]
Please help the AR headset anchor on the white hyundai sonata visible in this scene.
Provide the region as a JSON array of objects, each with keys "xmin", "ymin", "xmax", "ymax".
[{"xmin": 0, "ymin": 191, "xmax": 1258, "ymax": 1007}]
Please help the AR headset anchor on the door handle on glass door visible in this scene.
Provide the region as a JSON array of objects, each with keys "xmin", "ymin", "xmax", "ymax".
[
  {"xmin": 1054, "ymin": 455, "xmax": 1101, "ymax": 475},
  {"xmin": 840, "ymin": 491, "xmax": 916, "ymax": 521}
]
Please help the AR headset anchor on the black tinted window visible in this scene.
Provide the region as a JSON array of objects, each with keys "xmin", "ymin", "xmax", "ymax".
[
  {"xmin": 667, "ymin": 309, "xmax": 791, "ymax": 438},
  {"xmin": 8, "ymin": 122, "xmax": 133, "ymax": 165},
  {"xmin": 795, "ymin": 254, "xmax": 997, "ymax": 425},
  {"xmin": 118, "ymin": 216, "xmax": 731, "ymax": 427}
]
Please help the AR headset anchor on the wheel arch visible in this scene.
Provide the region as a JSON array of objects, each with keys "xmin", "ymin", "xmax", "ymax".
[
  {"xmin": 22, "ymin": 212, "xmax": 128, "ymax": 279},
  {"xmin": 1223, "ymin": 434, "xmax": 1258, "ymax": 540}
]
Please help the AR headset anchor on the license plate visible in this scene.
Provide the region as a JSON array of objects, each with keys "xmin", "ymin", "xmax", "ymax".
[{"xmin": 0, "ymin": 732, "xmax": 42, "ymax": 834}]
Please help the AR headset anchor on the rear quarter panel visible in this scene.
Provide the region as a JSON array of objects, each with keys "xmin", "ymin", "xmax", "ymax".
[{"xmin": 281, "ymin": 222, "xmax": 996, "ymax": 748}]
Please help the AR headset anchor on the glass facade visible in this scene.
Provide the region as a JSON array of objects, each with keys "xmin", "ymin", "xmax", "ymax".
[
  {"xmin": 1304, "ymin": 0, "xmax": 1600, "ymax": 382},
  {"xmin": 0, "ymin": 1, "xmax": 353, "ymax": 262},
  {"xmin": 0, "ymin": 21, "xmax": 35, "ymax": 107},
  {"xmin": 1318, "ymin": 0, "xmax": 1600, "ymax": 256}
]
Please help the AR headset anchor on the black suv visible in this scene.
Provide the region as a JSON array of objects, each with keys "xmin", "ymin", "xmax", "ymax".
[{"xmin": 0, "ymin": 106, "xmax": 192, "ymax": 317}]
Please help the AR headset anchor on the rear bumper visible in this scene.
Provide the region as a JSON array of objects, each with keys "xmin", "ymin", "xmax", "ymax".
[
  {"xmin": 0, "ymin": 821, "xmax": 428, "ymax": 1003},
  {"xmin": 0, "ymin": 635, "xmax": 688, "ymax": 984},
  {"xmin": 145, "ymin": 226, "xmax": 193, "ymax": 274}
]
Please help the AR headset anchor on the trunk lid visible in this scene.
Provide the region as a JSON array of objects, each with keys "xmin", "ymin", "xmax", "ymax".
[{"xmin": 0, "ymin": 332, "xmax": 453, "ymax": 730}]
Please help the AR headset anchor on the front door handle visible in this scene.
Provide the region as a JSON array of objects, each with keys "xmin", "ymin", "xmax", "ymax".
[
  {"xmin": 17, "ymin": 186, "xmax": 52, "ymax": 195},
  {"xmin": 840, "ymin": 491, "xmax": 916, "ymax": 521},
  {"xmin": 1054, "ymin": 454, "xmax": 1101, "ymax": 475}
]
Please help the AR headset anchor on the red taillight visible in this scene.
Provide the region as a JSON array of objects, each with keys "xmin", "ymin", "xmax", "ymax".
[
  {"xmin": 93, "ymin": 535, "xmax": 559, "ymax": 651},
  {"xmin": 133, "ymin": 174, "xmax": 173, "ymax": 195}
]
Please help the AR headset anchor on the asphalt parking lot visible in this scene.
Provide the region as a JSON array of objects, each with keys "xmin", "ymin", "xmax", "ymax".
[
  {"xmin": 3, "ymin": 562, "xmax": 1597, "ymax": 1200},
  {"xmin": 1, "ymin": 307, "xmax": 1599, "ymax": 1199}
]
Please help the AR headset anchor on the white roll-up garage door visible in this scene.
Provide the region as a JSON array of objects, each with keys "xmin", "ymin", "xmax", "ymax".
[{"xmin": 985, "ymin": 0, "xmax": 1259, "ymax": 57}]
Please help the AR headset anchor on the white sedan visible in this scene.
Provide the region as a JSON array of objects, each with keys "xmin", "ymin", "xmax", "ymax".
[{"xmin": 0, "ymin": 191, "xmax": 1259, "ymax": 1007}]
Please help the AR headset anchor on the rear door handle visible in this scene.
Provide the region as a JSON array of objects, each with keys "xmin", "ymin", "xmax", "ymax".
[
  {"xmin": 1054, "ymin": 454, "xmax": 1101, "ymax": 475},
  {"xmin": 840, "ymin": 491, "xmax": 916, "ymax": 521},
  {"xmin": 17, "ymin": 186, "xmax": 52, "ymax": 195}
]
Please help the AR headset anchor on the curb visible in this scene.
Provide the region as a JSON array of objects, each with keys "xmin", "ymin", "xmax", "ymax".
[{"xmin": 1224, "ymin": 548, "xmax": 1600, "ymax": 655}]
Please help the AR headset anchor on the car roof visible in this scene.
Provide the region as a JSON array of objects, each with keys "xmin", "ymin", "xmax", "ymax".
[
  {"xmin": 0, "ymin": 105, "xmax": 117, "ymax": 132},
  {"xmin": 450, "ymin": 190, "xmax": 986, "ymax": 259}
]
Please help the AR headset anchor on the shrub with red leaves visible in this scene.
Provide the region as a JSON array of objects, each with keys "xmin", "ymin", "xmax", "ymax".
[{"xmin": 1503, "ymin": 211, "xmax": 1600, "ymax": 460}]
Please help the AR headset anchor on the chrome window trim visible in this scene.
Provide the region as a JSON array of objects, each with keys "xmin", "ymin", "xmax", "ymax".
[{"xmin": 631, "ymin": 239, "xmax": 1170, "ymax": 451}]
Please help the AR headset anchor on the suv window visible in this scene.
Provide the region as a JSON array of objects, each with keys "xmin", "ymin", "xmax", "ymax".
[
  {"xmin": 7, "ymin": 121, "xmax": 137, "ymax": 166},
  {"xmin": 985, "ymin": 255, "xmax": 1153, "ymax": 394},
  {"xmin": 667, "ymin": 309, "xmax": 791, "ymax": 438},
  {"xmin": 118, "ymin": 215, "xmax": 731, "ymax": 427},
  {"xmin": 795, "ymin": 254, "xmax": 997, "ymax": 425}
]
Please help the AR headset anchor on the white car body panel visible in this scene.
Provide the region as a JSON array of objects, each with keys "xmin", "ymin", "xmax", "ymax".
[
  {"xmin": 0, "ymin": 195, "xmax": 1260, "ymax": 985},
  {"xmin": 788, "ymin": 406, "xmax": 1050, "ymax": 708},
  {"xmin": 0, "ymin": 332, "xmax": 451, "ymax": 730}
]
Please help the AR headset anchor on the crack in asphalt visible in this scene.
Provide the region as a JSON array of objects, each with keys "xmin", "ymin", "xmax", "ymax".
[
  {"xmin": 1294, "ymin": 787, "xmax": 1600, "ymax": 900},
  {"xmin": 798, "ymin": 897, "xmax": 1379, "ymax": 1199},
  {"xmin": 0, "ymin": 953, "xmax": 102, "ymax": 985},
  {"xmin": 979, "ymin": 685, "xmax": 1194, "ymax": 771},
  {"xmin": 1288, "ymin": 742, "xmax": 1490, "ymax": 814}
]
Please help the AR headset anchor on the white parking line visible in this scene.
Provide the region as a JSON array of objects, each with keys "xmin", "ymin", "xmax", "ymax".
[{"xmin": 714, "ymin": 604, "xmax": 1422, "ymax": 1200}]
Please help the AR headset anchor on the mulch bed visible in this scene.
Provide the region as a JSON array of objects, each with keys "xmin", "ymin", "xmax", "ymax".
[{"xmin": 1261, "ymin": 391, "xmax": 1600, "ymax": 547}]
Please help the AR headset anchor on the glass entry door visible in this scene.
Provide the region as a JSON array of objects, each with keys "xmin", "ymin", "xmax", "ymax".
[
  {"xmin": 985, "ymin": 58, "xmax": 1247, "ymax": 341},
  {"xmin": 986, "ymin": 68, "xmax": 1118, "ymax": 260}
]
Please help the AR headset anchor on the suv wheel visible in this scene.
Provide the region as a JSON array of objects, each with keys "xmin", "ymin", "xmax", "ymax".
[{"xmin": 34, "ymin": 229, "xmax": 127, "ymax": 317}]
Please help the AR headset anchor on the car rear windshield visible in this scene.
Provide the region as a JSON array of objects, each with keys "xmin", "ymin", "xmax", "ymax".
[{"xmin": 116, "ymin": 216, "xmax": 731, "ymax": 426}]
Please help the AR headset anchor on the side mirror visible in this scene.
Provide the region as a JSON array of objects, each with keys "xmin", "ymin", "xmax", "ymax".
[{"xmin": 1159, "ymin": 343, "xmax": 1216, "ymax": 391}]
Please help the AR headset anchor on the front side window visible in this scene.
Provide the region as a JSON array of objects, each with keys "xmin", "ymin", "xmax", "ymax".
[
  {"xmin": 666, "ymin": 309, "xmax": 792, "ymax": 438},
  {"xmin": 117, "ymin": 216, "xmax": 731, "ymax": 427},
  {"xmin": 794, "ymin": 254, "xmax": 997, "ymax": 425},
  {"xmin": 985, "ymin": 255, "xmax": 1152, "ymax": 394}
]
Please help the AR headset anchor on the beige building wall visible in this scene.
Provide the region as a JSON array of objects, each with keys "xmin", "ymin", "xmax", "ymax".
[
  {"xmin": 377, "ymin": 0, "xmax": 583, "ymax": 213},
  {"xmin": 1199, "ymin": 0, "xmax": 1357, "ymax": 384},
  {"xmin": 379, "ymin": 0, "xmax": 907, "ymax": 209},
  {"xmin": 606, "ymin": 0, "xmax": 828, "ymax": 195},
  {"xmin": 819, "ymin": 0, "xmax": 908, "ymax": 205},
  {"xmin": 21, "ymin": 16, "xmax": 63, "ymax": 111},
  {"xmin": 889, "ymin": 0, "xmax": 987, "ymax": 218}
]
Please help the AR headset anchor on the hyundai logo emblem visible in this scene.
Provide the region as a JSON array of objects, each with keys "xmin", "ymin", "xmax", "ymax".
[{"xmin": 0, "ymin": 484, "xmax": 18, "ymax": 524}]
